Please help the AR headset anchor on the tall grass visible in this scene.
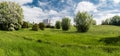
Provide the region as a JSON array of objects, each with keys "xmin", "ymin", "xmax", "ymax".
[{"xmin": 0, "ymin": 25, "xmax": 119, "ymax": 56}]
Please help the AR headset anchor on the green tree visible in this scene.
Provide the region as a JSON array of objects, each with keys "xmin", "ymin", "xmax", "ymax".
[
  {"xmin": 111, "ymin": 16, "xmax": 120, "ymax": 26},
  {"xmin": 62, "ymin": 17, "xmax": 70, "ymax": 31},
  {"xmin": 32, "ymin": 23, "xmax": 39, "ymax": 31},
  {"xmin": 0, "ymin": 2, "xmax": 24, "ymax": 30},
  {"xmin": 55, "ymin": 21, "xmax": 61, "ymax": 29},
  {"xmin": 39, "ymin": 22, "xmax": 45, "ymax": 30},
  {"xmin": 102, "ymin": 15, "xmax": 120, "ymax": 26},
  {"xmin": 74, "ymin": 12, "xmax": 92, "ymax": 32},
  {"xmin": 91, "ymin": 19, "xmax": 96, "ymax": 25},
  {"xmin": 22, "ymin": 21, "xmax": 29, "ymax": 28},
  {"xmin": 102, "ymin": 19, "xmax": 111, "ymax": 25}
]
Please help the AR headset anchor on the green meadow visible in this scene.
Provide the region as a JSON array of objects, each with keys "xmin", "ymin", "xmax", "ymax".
[{"xmin": 0, "ymin": 25, "xmax": 119, "ymax": 56}]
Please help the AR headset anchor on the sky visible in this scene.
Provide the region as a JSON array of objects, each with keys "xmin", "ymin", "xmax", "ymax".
[{"xmin": 1, "ymin": 0, "xmax": 120, "ymax": 24}]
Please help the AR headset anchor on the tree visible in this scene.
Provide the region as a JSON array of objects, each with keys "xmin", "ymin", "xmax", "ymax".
[
  {"xmin": 110, "ymin": 16, "xmax": 120, "ymax": 26},
  {"xmin": 39, "ymin": 22, "xmax": 45, "ymax": 30},
  {"xmin": 32, "ymin": 23, "xmax": 39, "ymax": 31},
  {"xmin": 61, "ymin": 17, "xmax": 70, "ymax": 31},
  {"xmin": 102, "ymin": 19, "xmax": 111, "ymax": 25},
  {"xmin": 74, "ymin": 12, "xmax": 92, "ymax": 32},
  {"xmin": 22, "ymin": 21, "xmax": 29, "ymax": 28},
  {"xmin": 55, "ymin": 21, "xmax": 61, "ymax": 29},
  {"xmin": 101, "ymin": 15, "xmax": 120, "ymax": 26},
  {"xmin": 91, "ymin": 19, "xmax": 96, "ymax": 25},
  {"xmin": 0, "ymin": 2, "xmax": 24, "ymax": 30}
]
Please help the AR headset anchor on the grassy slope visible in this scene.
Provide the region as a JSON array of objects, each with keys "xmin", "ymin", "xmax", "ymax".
[{"xmin": 0, "ymin": 25, "xmax": 120, "ymax": 56}]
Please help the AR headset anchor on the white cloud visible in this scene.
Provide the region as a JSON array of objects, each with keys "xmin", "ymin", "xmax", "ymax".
[
  {"xmin": 1, "ymin": 0, "xmax": 120, "ymax": 25},
  {"xmin": 94, "ymin": 9, "xmax": 120, "ymax": 24},
  {"xmin": 100, "ymin": 0, "xmax": 106, "ymax": 2},
  {"xmin": 61, "ymin": 0, "xmax": 64, "ymax": 2},
  {"xmin": 49, "ymin": 10, "xmax": 58, "ymax": 15},
  {"xmin": 22, "ymin": 6, "xmax": 50, "ymax": 23},
  {"xmin": 75, "ymin": 1, "xmax": 97, "ymax": 14},
  {"xmin": 113, "ymin": 0, "xmax": 120, "ymax": 4},
  {"xmin": 39, "ymin": 2, "xmax": 48, "ymax": 6}
]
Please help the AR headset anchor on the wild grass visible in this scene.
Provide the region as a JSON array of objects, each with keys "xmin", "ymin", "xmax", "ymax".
[{"xmin": 0, "ymin": 25, "xmax": 119, "ymax": 56}]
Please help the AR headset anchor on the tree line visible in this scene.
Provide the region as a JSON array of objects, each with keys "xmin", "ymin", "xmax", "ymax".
[
  {"xmin": 1, "ymin": 1, "xmax": 119, "ymax": 33},
  {"xmin": 102, "ymin": 15, "xmax": 120, "ymax": 26}
]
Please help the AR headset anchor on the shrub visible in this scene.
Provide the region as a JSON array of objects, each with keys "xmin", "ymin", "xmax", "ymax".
[
  {"xmin": 8, "ymin": 27, "xmax": 15, "ymax": 31},
  {"xmin": 14, "ymin": 23, "xmax": 21, "ymax": 30},
  {"xmin": 61, "ymin": 17, "xmax": 70, "ymax": 31},
  {"xmin": 91, "ymin": 19, "xmax": 96, "ymax": 25},
  {"xmin": 8, "ymin": 24, "xmax": 15, "ymax": 31},
  {"xmin": 50, "ymin": 26, "xmax": 55, "ymax": 28},
  {"xmin": 55, "ymin": 21, "xmax": 61, "ymax": 29},
  {"xmin": 39, "ymin": 22, "xmax": 45, "ymax": 30},
  {"xmin": 32, "ymin": 23, "xmax": 39, "ymax": 31},
  {"xmin": 22, "ymin": 21, "xmax": 29, "ymax": 28},
  {"xmin": 74, "ymin": 12, "xmax": 92, "ymax": 32},
  {"xmin": 46, "ymin": 25, "xmax": 51, "ymax": 28},
  {"xmin": 0, "ymin": 2, "xmax": 24, "ymax": 30}
]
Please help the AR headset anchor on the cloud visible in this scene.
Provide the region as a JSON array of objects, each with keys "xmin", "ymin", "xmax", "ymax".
[
  {"xmin": 75, "ymin": 1, "xmax": 97, "ymax": 14},
  {"xmin": 22, "ymin": 6, "xmax": 44, "ymax": 23},
  {"xmin": 1, "ymin": 0, "xmax": 120, "ymax": 25},
  {"xmin": 113, "ymin": 0, "xmax": 120, "ymax": 4},
  {"xmin": 49, "ymin": 10, "xmax": 58, "ymax": 15},
  {"xmin": 94, "ymin": 9, "xmax": 120, "ymax": 24},
  {"xmin": 61, "ymin": 0, "xmax": 65, "ymax": 2}
]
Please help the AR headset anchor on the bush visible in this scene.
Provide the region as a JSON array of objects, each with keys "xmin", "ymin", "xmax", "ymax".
[
  {"xmin": 22, "ymin": 21, "xmax": 29, "ymax": 28},
  {"xmin": 39, "ymin": 22, "xmax": 45, "ymax": 30},
  {"xmin": 91, "ymin": 19, "xmax": 96, "ymax": 25},
  {"xmin": 74, "ymin": 12, "xmax": 92, "ymax": 32},
  {"xmin": 8, "ymin": 27, "xmax": 15, "ymax": 31},
  {"xmin": 50, "ymin": 26, "xmax": 55, "ymax": 28},
  {"xmin": 61, "ymin": 17, "xmax": 70, "ymax": 31},
  {"xmin": 55, "ymin": 21, "xmax": 61, "ymax": 29},
  {"xmin": 8, "ymin": 24, "xmax": 15, "ymax": 31},
  {"xmin": 14, "ymin": 23, "xmax": 21, "ymax": 30},
  {"xmin": 0, "ymin": 2, "xmax": 24, "ymax": 31},
  {"xmin": 32, "ymin": 23, "xmax": 39, "ymax": 31},
  {"xmin": 46, "ymin": 25, "xmax": 51, "ymax": 28}
]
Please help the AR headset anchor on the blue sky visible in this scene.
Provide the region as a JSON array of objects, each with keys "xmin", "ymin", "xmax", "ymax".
[{"xmin": 2, "ymin": 0, "xmax": 120, "ymax": 24}]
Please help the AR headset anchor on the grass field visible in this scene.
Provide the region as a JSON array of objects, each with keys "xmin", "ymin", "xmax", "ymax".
[{"xmin": 0, "ymin": 25, "xmax": 120, "ymax": 56}]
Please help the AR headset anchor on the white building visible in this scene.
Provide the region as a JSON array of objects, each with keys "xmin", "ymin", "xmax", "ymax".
[{"xmin": 43, "ymin": 19, "xmax": 54, "ymax": 26}]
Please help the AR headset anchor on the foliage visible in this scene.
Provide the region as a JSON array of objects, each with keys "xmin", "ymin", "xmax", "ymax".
[
  {"xmin": 32, "ymin": 23, "xmax": 39, "ymax": 31},
  {"xmin": 8, "ymin": 24, "xmax": 15, "ymax": 31},
  {"xmin": 0, "ymin": 2, "xmax": 24, "ymax": 31},
  {"xmin": 22, "ymin": 21, "xmax": 29, "ymax": 28},
  {"xmin": 102, "ymin": 19, "xmax": 111, "ymax": 25},
  {"xmin": 50, "ymin": 26, "xmax": 55, "ymax": 28},
  {"xmin": 14, "ymin": 23, "xmax": 21, "ymax": 30},
  {"xmin": 74, "ymin": 12, "xmax": 92, "ymax": 32},
  {"xmin": 55, "ymin": 21, "xmax": 61, "ymax": 29},
  {"xmin": 102, "ymin": 15, "xmax": 120, "ymax": 26},
  {"xmin": 39, "ymin": 22, "xmax": 45, "ymax": 30},
  {"xmin": 8, "ymin": 27, "xmax": 15, "ymax": 31},
  {"xmin": 61, "ymin": 17, "xmax": 70, "ymax": 31},
  {"xmin": 91, "ymin": 19, "xmax": 96, "ymax": 25},
  {"xmin": 46, "ymin": 24, "xmax": 51, "ymax": 28},
  {"xmin": 110, "ymin": 16, "xmax": 120, "ymax": 26}
]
